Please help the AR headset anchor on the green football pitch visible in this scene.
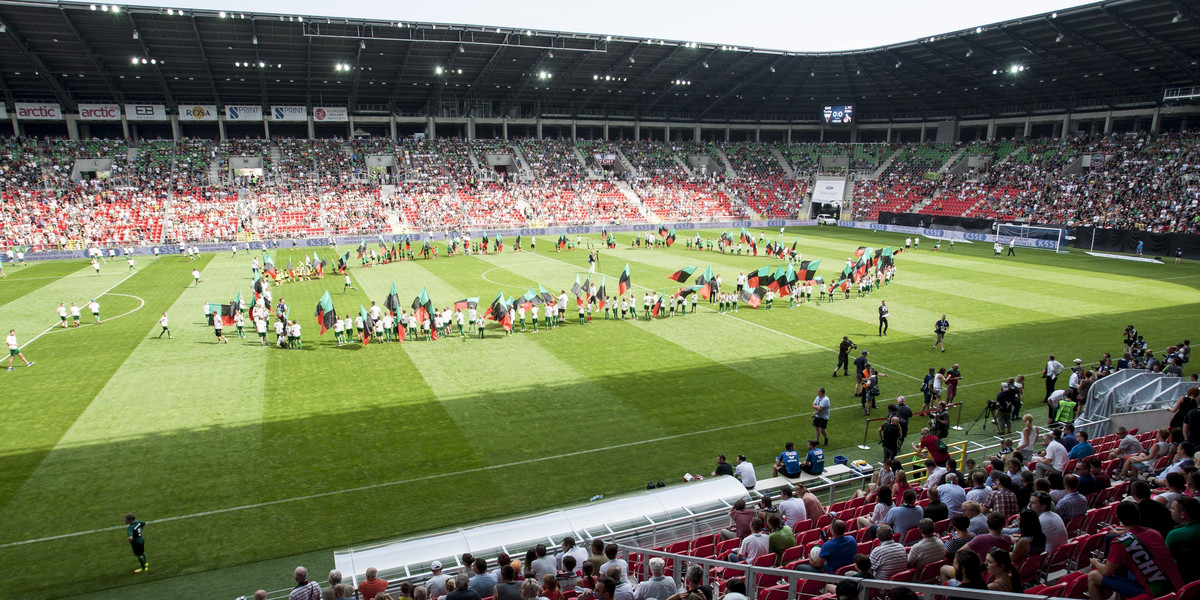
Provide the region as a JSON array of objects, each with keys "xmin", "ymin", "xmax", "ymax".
[{"xmin": 1, "ymin": 226, "xmax": 1196, "ymax": 600}]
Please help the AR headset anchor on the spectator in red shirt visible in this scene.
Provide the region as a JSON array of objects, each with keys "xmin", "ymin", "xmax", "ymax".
[
  {"xmin": 357, "ymin": 567, "xmax": 389, "ymax": 600},
  {"xmin": 912, "ymin": 428, "xmax": 950, "ymax": 466}
]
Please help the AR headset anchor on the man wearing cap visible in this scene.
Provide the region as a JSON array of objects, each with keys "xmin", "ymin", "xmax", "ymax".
[
  {"xmin": 358, "ymin": 567, "xmax": 389, "ymax": 600},
  {"xmin": 734, "ymin": 454, "xmax": 756, "ymax": 489},
  {"xmin": 425, "ymin": 562, "xmax": 450, "ymax": 599},
  {"xmin": 711, "ymin": 454, "xmax": 734, "ymax": 478}
]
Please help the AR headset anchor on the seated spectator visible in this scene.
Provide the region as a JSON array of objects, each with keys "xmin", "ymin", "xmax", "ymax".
[
  {"xmin": 532, "ymin": 544, "xmax": 557, "ymax": 581},
  {"xmin": 984, "ymin": 549, "xmax": 1019, "ymax": 592},
  {"xmin": 961, "ymin": 501, "xmax": 988, "ymax": 536},
  {"xmin": 323, "ymin": 570, "xmax": 345, "ymax": 600},
  {"xmin": 944, "ymin": 515, "xmax": 974, "ymax": 558},
  {"xmin": 448, "ymin": 574, "xmax": 481, "ymax": 600},
  {"xmin": 907, "ymin": 518, "xmax": 943, "ymax": 569},
  {"xmin": 607, "ymin": 568, "xmax": 633, "ymax": 600},
  {"xmin": 777, "ymin": 485, "xmax": 807, "ymax": 526},
  {"xmin": 1151, "ymin": 442, "xmax": 1196, "ymax": 488},
  {"xmin": 796, "ymin": 483, "xmax": 825, "ymax": 518},
  {"xmin": 468, "ymin": 559, "xmax": 497, "ymax": 598},
  {"xmin": 1158, "ymin": 472, "xmax": 1188, "ymax": 507},
  {"xmin": 923, "ymin": 486, "xmax": 948, "ymax": 522},
  {"xmin": 598, "ymin": 544, "xmax": 628, "ymax": 584},
  {"xmin": 797, "ymin": 519, "xmax": 856, "ymax": 574},
  {"xmin": 632, "ymin": 558, "xmax": 675, "ymax": 600},
  {"xmin": 965, "ymin": 471, "xmax": 991, "ymax": 504},
  {"xmin": 1168, "ymin": 496, "xmax": 1200, "ymax": 582},
  {"xmin": 1118, "ymin": 428, "xmax": 1170, "ymax": 479},
  {"xmin": 882, "ymin": 489, "xmax": 923, "ymax": 539},
  {"xmin": 358, "ymin": 567, "xmax": 390, "ymax": 600},
  {"xmin": 1128, "ymin": 480, "xmax": 1175, "ymax": 539},
  {"xmin": 923, "ymin": 459, "xmax": 948, "ymax": 488},
  {"xmin": 719, "ymin": 498, "xmax": 756, "ymax": 541},
  {"xmin": 494, "ymin": 565, "xmax": 521, "ymax": 600},
  {"xmin": 1010, "ymin": 510, "xmax": 1047, "ymax": 565},
  {"xmin": 1068, "ymin": 430, "xmax": 1094, "ymax": 460},
  {"xmin": 984, "ymin": 473, "xmax": 1019, "ymax": 518},
  {"xmin": 727, "ymin": 517, "xmax": 768, "ymax": 563},
  {"xmin": 868, "ymin": 525, "xmax": 908, "ymax": 580},
  {"xmin": 1029, "ymin": 491, "xmax": 1067, "ymax": 554},
  {"xmin": 938, "ymin": 473, "xmax": 967, "ymax": 517},
  {"xmin": 1055, "ymin": 474, "xmax": 1089, "ymax": 523},
  {"xmin": 1032, "ymin": 432, "xmax": 1068, "ymax": 478},
  {"xmin": 766, "ymin": 515, "xmax": 795, "ymax": 565},
  {"xmin": 857, "ymin": 486, "xmax": 893, "ymax": 530},
  {"xmin": 1087, "ymin": 501, "xmax": 1183, "ymax": 600},
  {"xmin": 939, "ymin": 548, "xmax": 987, "ymax": 589},
  {"xmin": 968, "ymin": 513, "xmax": 1012, "ymax": 557},
  {"xmin": 1107, "ymin": 426, "xmax": 1144, "ymax": 460}
]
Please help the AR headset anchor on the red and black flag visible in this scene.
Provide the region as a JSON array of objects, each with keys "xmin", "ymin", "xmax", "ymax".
[
  {"xmin": 286, "ymin": 259, "xmax": 295, "ymax": 280},
  {"xmin": 665, "ymin": 229, "xmax": 676, "ymax": 247},
  {"xmin": 252, "ymin": 274, "xmax": 264, "ymax": 300},
  {"xmin": 359, "ymin": 305, "xmax": 374, "ymax": 344},
  {"xmin": 881, "ymin": 246, "xmax": 897, "ymax": 268},
  {"xmin": 262, "ymin": 251, "xmax": 276, "ymax": 278},
  {"xmin": 768, "ymin": 265, "xmax": 787, "ymax": 291},
  {"xmin": 676, "ymin": 285, "xmax": 703, "ymax": 300},
  {"xmin": 484, "ymin": 291, "xmax": 512, "ymax": 332},
  {"xmin": 385, "ymin": 282, "xmax": 401, "ymax": 316},
  {"xmin": 357, "ymin": 238, "xmax": 367, "ymax": 258},
  {"xmin": 739, "ymin": 227, "xmax": 752, "ymax": 245},
  {"xmin": 571, "ymin": 275, "xmax": 583, "ymax": 298},
  {"xmin": 596, "ymin": 276, "xmax": 608, "ymax": 310},
  {"xmin": 796, "ymin": 259, "xmax": 821, "ymax": 282},
  {"xmin": 854, "ymin": 246, "xmax": 868, "ymax": 259},
  {"xmin": 496, "ymin": 233, "xmax": 504, "ymax": 253},
  {"xmin": 221, "ymin": 292, "xmax": 242, "ymax": 326},
  {"xmin": 313, "ymin": 251, "xmax": 326, "ymax": 275},
  {"xmin": 668, "ymin": 266, "xmax": 697, "ymax": 283},
  {"xmin": 337, "ymin": 251, "xmax": 350, "ymax": 273},
  {"xmin": 411, "ymin": 288, "xmax": 433, "ymax": 332},
  {"xmin": 651, "ymin": 294, "xmax": 665, "ymax": 317},
  {"xmin": 747, "ymin": 265, "xmax": 773, "ymax": 289},
  {"xmin": 538, "ymin": 285, "xmax": 556, "ymax": 306},
  {"xmin": 658, "ymin": 225, "xmax": 669, "ymax": 238},
  {"xmin": 454, "ymin": 297, "xmax": 479, "ymax": 312},
  {"xmin": 515, "ymin": 234, "xmax": 522, "ymax": 252},
  {"xmin": 558, "ymin": 233, "xmax": 568, "ymax": 250},
  {"xmin": 776, "ymin": 262, "xmax": 798, "ymax": 295},
  {"xmin": 695, "ymin": 265, "xmax": 716, "ymax": 299},
  {"xmin": 618, "ymin": 263, "xmax": 631, "ymax": 296},
  {"xmin": 315, "ymin": 291, "xmax": 338, "ymax": 335},
  {"xmin": 741, "ymin": 287, "xmax": 766, "ymax": 308}
]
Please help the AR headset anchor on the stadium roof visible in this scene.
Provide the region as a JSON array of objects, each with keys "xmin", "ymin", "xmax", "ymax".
[{"xmin": 0, "ymin": 0, "xmax": 1197, "ymax": 123}]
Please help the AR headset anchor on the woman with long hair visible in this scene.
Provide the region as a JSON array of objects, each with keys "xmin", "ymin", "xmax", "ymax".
[
  {"xmin": 1118, "ymin": 428, "xmax": 1170, "ymax": 479},
  {"xmin": 857, "ymin": 486, "xmax": 893, "ymax": 530},
  {"xmin": 940, "ymin": 548, "xmax": 986, "ymax": 588},
  {"xmin": 1013, "ymin": 414, "xmax": 1036, "ymax": 456},
  {"xmin": 1010, "ymin": 510, "xmax": 1046, "ymax": 565},
  {"xmin": 891, "ymin": 460, "xmax": 911, "ymax": 497},
  {"xmin": 1170, "ymin": 387, "xmax": 1199, "ymax": 429},
  {"xmin": 985, "ymin": 548, "xmax": 1019, "ymax": 592}
]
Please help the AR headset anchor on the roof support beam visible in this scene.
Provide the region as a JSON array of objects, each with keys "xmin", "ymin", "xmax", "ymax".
[
  {"xmin": 384, "ymin": 43, "xmax": 415, "ymax": 115},
  {"xmin": 126, "ymin": 12, "xmax": 176, "ymax": 110},
  {"xmin": 248, "ymin": 19, "xmax": 269, "ymax": 107},
  {"xmin": 0, "ymin": 17, "xmax": 75, "ymax": 110},
  {"xmin": 695, "ymin": 54, "xmax": 784, "ymax": 120},
  {"xmin": 640, "ymin": 48, "xmax": 718, "ymax": 115},
  {"xmin": 58, "ymin": 7, "xmax": 124, "ymax": 105},
  {"xmin": 496, "ymin": 49, "xmax": 553, "ymax": 117},
  {"xmin": 1100, "ymin": 6, "xmax": 1198, "ymax": 76},
  {"xmin": 346, "ymin": 36, "xmax": 366, "ymax": 111},
  {"xmin": 573, "ymin": 44, "xmax": 641, "ymax": 116},
  {"xmin": 187, "ymin": 15, "xmax": 222, "ymax": 105}
]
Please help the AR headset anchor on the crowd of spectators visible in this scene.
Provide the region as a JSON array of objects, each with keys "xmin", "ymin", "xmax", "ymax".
[{"xmin": 722, "ymin": 143, "xmax": 806, "ymax": 218}]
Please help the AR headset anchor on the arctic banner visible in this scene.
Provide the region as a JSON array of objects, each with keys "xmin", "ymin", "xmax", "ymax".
[
  {"xmin": 225, "ymin": 105, "xmax": 263, "ymax": 121},
  {"xmin": 125, "ymin": 104, "xmax": 167, "ymax": 121},
  {"xmin": 811, "ymin": 178, "xmax": 846, "ymax": 205},
  {"xmin": 15, "ymin": 103, "xmax": 63, "ymax": 120},
  {"xmin": 179, "ymin": 104, "xmax": 218, "ymax": 121},
  {"xmin": 312, "ymin": 107, "xmax": 348, "ymax": 122},
  {"xmin": 77, "ymin": 103, "xmax": 122, "ymax": 121},
  {"xmin": 271, "ymin": 106, "xmax": 307, "ymax": 121}
]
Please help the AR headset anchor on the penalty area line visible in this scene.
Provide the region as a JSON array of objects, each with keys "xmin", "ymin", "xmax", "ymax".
[{"xmin": 23, "ymin": 271, "xmax": 139, "ymax": 348}]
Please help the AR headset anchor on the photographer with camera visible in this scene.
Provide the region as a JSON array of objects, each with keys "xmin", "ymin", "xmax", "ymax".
[
  {"xmin": 994, "ymin": 380, "xmax": 1018, "ymax": 434},
  {"xmin": 834, "ymin": 337, "xmax": 856, "ymax": 377}
]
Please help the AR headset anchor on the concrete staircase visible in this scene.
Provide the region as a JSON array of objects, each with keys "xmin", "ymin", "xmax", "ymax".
[
  {"xmin": 770, "ymin": 146, "xmax": 797, "ymax": 178},
  {"xmin": 509, "ymin": 143, "xmax": 536, "ymax": 179},
  {"xmin": 871, "ymin": 150, "xmax": 900, "ymax": 179},
  {"xmin": 939, "ymin": 147, "xmax": 968, "ymax": 174},
  {"xmin": 209, "ymin": 158, "xmax": 221, "ymax": 185},
  {"xmin": 714, "ymin": 147, "xmax": 738, "ymax": 179},
  {"xmin": 615, "ymin": 181, "xmax": 653, "ymax": 222},
  {"xmin": 614, "ymin": 149, "xmax": 638, "ymax": 177},
  {"xmin": 672, "ymin": 153, "xmax": 695, "ymax": 177}
]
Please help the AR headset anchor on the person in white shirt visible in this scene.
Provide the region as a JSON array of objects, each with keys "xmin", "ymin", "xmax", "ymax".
[
  {"xmin": 777, "ymin": 485, "xmax": 808, "ymax": 525},
  {"xmin": 1033, "ymin": 432, "xmax": 1069, "ymax": 477},
  {"xmin": 734, "ymin": 454, "xmax": 756, "ymax": 489},
  {"xmin": 6, "ymin": 329, "xmax": 34, "ymax": 370},
  {"xmin": 1044, "ymin": 354, "xmax": 1064, "ymax": 402},
  {"xmin": 158, "ymin": 312, "xmax": 172, "ymax": 339},
  {"xmin": 274, "ymin": 318, "xmax": 286, "ymax": 347},
  {"xmin": 333, "ymin": 316, "xmax": 345, "ymax": 345},
  {"xmin": 57, "ymin": 303, "xmax": 68, "ymax": 328},
  {"xmin": 88, "ymin": 299, "xmax": 102, "ymax": 324},
  {"xmin": 1029, "ymin": 492, "xmax": 1067, "ymax": 554},
  {"xmin": 255, "ymin": 318, "xmax": 268, "ymax": 346}
]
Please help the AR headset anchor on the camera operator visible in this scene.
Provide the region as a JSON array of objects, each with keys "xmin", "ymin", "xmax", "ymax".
[
  {"xmin": 994, "ymin": 380, "xmax": 1018, "ymax": 435},
  {"xmin": 834, "ymin": 336, "xmax": 856, "ymax": 377},
  {"xmin": 931, "ymin": 401, "xmax": 951, "ymax": 439}
]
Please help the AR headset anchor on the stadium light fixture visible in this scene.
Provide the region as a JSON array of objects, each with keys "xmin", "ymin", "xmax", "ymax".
[
  {"xmin": 1173, "ymin": 12, "xmax": 1183, "ymax": 23},
  {"xmin": 1055, "ymin": 34, "xmax": 1064, "ymax": 42},
  {"xmin": 131, "ymin": 56, "xmax": 138, "ymax": 65},
  {"xmin": 111, "ymin": 5, "xmax": 118, "ymax": 12},
  {"xmin": 360, "ymin": 40, "xmax": 366, "ymax": 50},
  {"xmin": 298, "ymin": 16, "xmax": 303, "ymax": 22},
  {"xmin": 629, "ymin": 57, "xmax": 635, "ymax": 64},
  {"xmin": 166, "ymin": 8, "xmax": 172, "ymax": 14},
  {"xmin": 1051, "ymin": 12, "xmax": 1058, "ymax": 18},
  {"xmin": 132, "ymin": 30, "xmax": 138, "ymax": 39},
  {"xmin": 703, "ymin": 61, "xmax": 709, "ymax": 68},
  {"xmin": 895, "ymin": 61, "xmax": 902, "ymax": 68},
  {"xmin": 101, "ymin": 5, "xmax": 109, "ymax": 11},
  {"xmin": 90, "ymin": 4, "xmax": 96, "ymax": 9},
  {"xmin": 458, "ymin": 44, "xmax": 465, "ymax": 53},
  {"xmin": 769, "ymin": 65, "xmax": 775, "ymax": 73},
  {"xmin": 965, "ymin": 49, "xmax": 972, "ymax": 58},
  {"xmin": 219, "ymin": 11, "xmax": 226, "ymax": 18},
  {"xmin": 547, "ymin": 50, "xmax": 553, "ymax": 58},
  {"xmin": 252, "ymin": 35, "xmax": 258, "ymax": 45},
  {"xmin": 975, "ymin": 26, "xmax": 982, "ymax": 33},
  {"xmin": 435, "ymin": 66, "xmax": 444, "ymax": 75},
  {"xmin": 150, "ymin": 58, "xmax": 156, "ymax": 64}
]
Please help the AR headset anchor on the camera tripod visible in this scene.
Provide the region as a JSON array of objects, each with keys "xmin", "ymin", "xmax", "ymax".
[{"xmin": 963, "ymin": 401, "xmax": 998, "ymax": 436}]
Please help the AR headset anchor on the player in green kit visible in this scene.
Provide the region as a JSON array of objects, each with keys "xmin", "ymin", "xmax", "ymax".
[{"xmin": 125, "ymin": 513, "xmax": 148, "ymax": 573}]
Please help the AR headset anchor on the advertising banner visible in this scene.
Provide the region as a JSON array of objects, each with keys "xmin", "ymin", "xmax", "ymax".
[
  {"xmin": 225, "ymin": 105, "xmax": 263, "ymax": 121},
  {"xmin": 812, "ymin": 178, "xmax": 846, "ymax": 205},
  {"xmin": 15, "ymin": 102, "xmax": 63, "ymax": 120},
  {"xmin": 78, "ymin": 104, "xmax": 122, "ymax": 120},
  {"xmin": 179, "ymin": 104, "xmax": 218, "ymax": 121},
  {"xmin": 312, "ymin": 107, "xmax": 348, "ymax": 122},
  {"xmin": 271, "ymin": 106, "xmax": 307, "ymax": 121},
  {"xmin": 125, "ymin": 104, "xmax": 167, "ymax": 121}
]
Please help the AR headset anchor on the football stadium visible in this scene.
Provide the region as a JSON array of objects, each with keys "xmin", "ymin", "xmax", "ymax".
[{"xmin": 1, "ymin": 1, "xmax": 1200, "ymax": 599}]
